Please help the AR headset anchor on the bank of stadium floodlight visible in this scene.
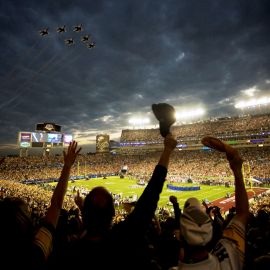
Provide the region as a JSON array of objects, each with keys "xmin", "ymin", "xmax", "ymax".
[
  {"xmin": 176, "ymin": 108, "xmax": 205, "ymax": 120},
  {"xmin": 128, "ymin": 117, "xmax": 150, "ymax": 126},
  {"xmin": 235, "ymin": 96, "xmax": 270, "ymax": 109}
]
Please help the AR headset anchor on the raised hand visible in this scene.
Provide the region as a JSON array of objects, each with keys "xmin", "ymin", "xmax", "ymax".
[
  {"xmin": 63, "ymin": 141, "xmax": 81, "ymax": 167},
  {"xmin": 226, "ymin": 149, "xmax": 243, "ymax": 175},
  {"xmin": 169, "ymin": 195, "xmax": 178, "ymax": 204},
  {"xmin": 45, "ymin": 140, "xmax": 82, "ymax": 228},
  {"xmin": 164, "ymin": 133, "xmax": 177, "ymax": 152},
  {"xmin": 201, "ymin": 136, "xmax": 243, "ymax": 174},
  {"xmin": 74, "ymin": 189, "xmax": 84, "ymax": 211}
]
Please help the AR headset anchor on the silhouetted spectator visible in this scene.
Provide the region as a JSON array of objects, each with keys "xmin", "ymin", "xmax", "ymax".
[
  {"xmin": 170, "ymin": 137, "xmax": 249, "ymax": 270},
  {"xmin": 0, "ymin": 141, "xmax": 81, "ymax": 270},
  {"xmin": 61, "ymin": 134, "xmax": 177, "ymax": 270}
]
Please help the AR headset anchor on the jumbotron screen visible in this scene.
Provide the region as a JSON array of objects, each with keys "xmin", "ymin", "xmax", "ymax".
[
  {"xmin": 19, "ymin": 132, "xmax": 31, "ymax": 148},
  {"xmin": 47, "ymin": 133, "xmax": 63, "ymax": 143},
  {"xmin": 63, "ymin": 134, "xmax": 73, "ymax": 144},
  {"xmin": 18, "ymin": 132, "xmax": 73, "ymax": 147}
]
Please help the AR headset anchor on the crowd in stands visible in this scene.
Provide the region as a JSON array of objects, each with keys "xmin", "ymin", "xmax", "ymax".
[
  {"xmin": 0, "ymin": 141, "xmax": 81, "ymax": 269},
  {"xmin": 121, "ymin": 113, "xmax": 270, "ymax": 142},
  {"xmin": 0, "ymin": 146, "xmax": 269, "ymax": 183},
  {"xmin": 0, "ymin": 135, "xmax": 270, "ymax": 270}
]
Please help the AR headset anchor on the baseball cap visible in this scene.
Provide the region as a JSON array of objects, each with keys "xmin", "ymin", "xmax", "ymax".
[
  {"xmin": 152, "ymin": 103, "xmax": 176, "ymax": 137},
  {"xmin": 180, "ymin": 197, "xmax": 213, "ymax": 246}
]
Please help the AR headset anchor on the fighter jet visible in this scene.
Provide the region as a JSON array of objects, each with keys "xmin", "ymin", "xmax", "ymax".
[
  {"xmin": 81, "ymin": 35, "xmax": 90, "ymax": 42},
  {"xmin": 73, "ymin": 24, "xmax": 83, "ymax": 32},
  {"xmin": 57, "ymin": 25, "xmax": 66, "ymax": 33},
  {"xmin": 65, "ymin": 38, "xmax": 74, "ymax": 45},
  {"xmin": 39, "ymin": 28, "xmax": 49, "ymax": 36},
  {"xmin": 87, "ymin": 42, "xmax": 96, "ymax": 49}
]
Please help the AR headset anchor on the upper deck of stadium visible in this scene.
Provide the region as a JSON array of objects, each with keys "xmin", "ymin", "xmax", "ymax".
[{"xmin": 118, "ymin": 113, "xmax": 270, "ymax": 151}]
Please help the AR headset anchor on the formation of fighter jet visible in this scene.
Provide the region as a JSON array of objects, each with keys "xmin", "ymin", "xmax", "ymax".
[
  {"xmin": 39, "ymin": 24, "xmax": 96, "ymax": 49},
  {"xmin": 65, "ymin": 38, "xmax": 74, "ymax": 45},
  {"xmin": 73, "ymin": 24, "xmax": 83, "ymax": 32},
  {"xmin": 57, "ymin": 25, "xmax": 66, "ymax": 33},
  {"xmin": 39, "ymin": 28, "xmax": 49, "ymax": 36},
  {"xmin": 81, "ymin": 35, "xmax": 90, "ymax": 42},
  {"xmin": 87, "ymin": 42, "xmax": 96, "ymax": 49}
]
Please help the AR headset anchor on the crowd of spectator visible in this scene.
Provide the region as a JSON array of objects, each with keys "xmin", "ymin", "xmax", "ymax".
[
  {"xmin": 0, "ymin": 146, "xmax": 269, "ymax": 183},
  {"xmin": 121, "ymin": 113, "xmax": 270, "ymax": 142},
  {"xmin": 0, "ymin": 135, "xmax": 269, "ymax": 269},
  {"xmin": 0, "ymin": 141, "xmax": 81, "ymax": 269},
  {"xmin": 0, "ymin": 113, "xmax": 270, "ymax": 269}
]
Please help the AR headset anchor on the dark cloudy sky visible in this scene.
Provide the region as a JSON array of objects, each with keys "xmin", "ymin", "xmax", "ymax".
[{"xmin": 0, "ymin": 0, "xmax": 270, "ymax": 154}]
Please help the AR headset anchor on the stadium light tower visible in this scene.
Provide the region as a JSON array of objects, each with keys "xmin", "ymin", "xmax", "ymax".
[
  {"xmin": 128, "ymin": 117, "xmax": 150, "ymax": 128},
  {"xmin": 235, "ymin": 96, "xmax": 270, "ymax": 109},
  {"xmin": 176, "ymin": 108, "xmax": 205, "ymax": 121}
]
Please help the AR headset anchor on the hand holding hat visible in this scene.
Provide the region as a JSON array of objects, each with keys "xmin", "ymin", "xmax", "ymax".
[
  {"xmin": 201, "ymin": 136, "xmax": 243, "ymax": 172},
  {"xmin": 201, "ymin": 136, "xmax": 239, "ymax": 160},
  {"xmin": 152, "ymin": 103, "xmax": 176, "ymax": 137}
]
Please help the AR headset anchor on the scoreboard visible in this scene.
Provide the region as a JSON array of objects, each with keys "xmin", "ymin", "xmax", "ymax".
[
  {"xmin": 18, "ymin": 131, "xmax": 73, "ymax": 148},
  {"xmin": 96, "ymin": 134, "xmax": 110, "ymax": 153}
]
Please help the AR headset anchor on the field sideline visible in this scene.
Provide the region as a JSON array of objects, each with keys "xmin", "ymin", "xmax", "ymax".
[{"xmin": 51, "ymin": 175, "xmax": 236, "ymax": 209}]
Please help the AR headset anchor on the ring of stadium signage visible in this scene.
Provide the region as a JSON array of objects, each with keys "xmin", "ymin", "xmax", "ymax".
[{"xmin": 18, "ymin": 123, "xmax": 72, "ymax": 148}]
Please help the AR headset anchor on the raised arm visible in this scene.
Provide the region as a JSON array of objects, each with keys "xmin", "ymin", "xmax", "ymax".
[
  {"xmin": 74, "ymin": 189, "xmax": 84, "ymax": 212},
  {"xmin": 127, "ymin": 134, "xmax": 177, "ymax": 230},
  {"xmin": 225, "ymin": 146, "xmax": 249, "ymax": 225},
  {"xmin": 158, "ymin": 134, "xmax": 178, "ymax": 168},
  {"xmin": 170, "ymin": 195, "xmax": 181, "ymax": 228},
  {"xmin": 201, "ymin": 136, "xmax": 249, "ymax": 226},
  {"xmin": 44, "ymin": 141, "xmax": 81, "ymax": 228}
]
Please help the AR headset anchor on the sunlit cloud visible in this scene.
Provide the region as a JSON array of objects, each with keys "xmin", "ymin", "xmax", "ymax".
[
  {"xmin": 175, "ymin": 52, "xmax": 185, "ymax": 62},
  {"xmin": 241, "ymin": 86, "xmax": 259, "ymax": 97},
  {"xmin": 218, "ymin": 98, "xmax": 231, "ymax": 105},
  {"xmin": 135, "ymin": 94, "xmax": 143, "ymax": 99}
]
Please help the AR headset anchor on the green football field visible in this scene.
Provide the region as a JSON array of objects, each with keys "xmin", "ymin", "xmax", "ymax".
[{"xmin": 51, "ymin": 176, "xmax": 235, "ymax": 209}]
